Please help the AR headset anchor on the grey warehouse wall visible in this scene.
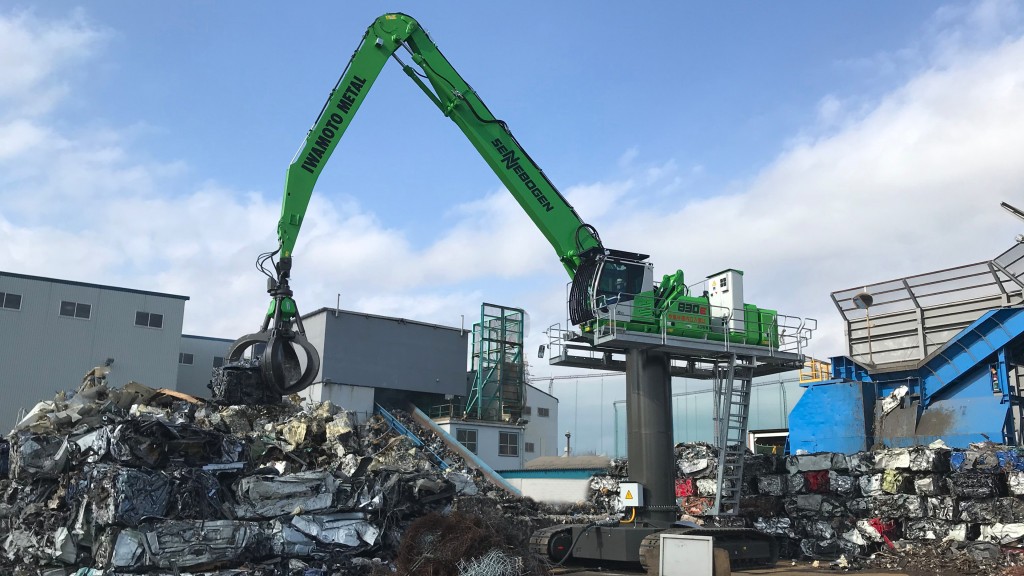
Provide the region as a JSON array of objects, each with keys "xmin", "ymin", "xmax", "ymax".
[
  {"xmin": 177, "ymin": 335, "xmax": 233, "ymax": 398},
  {"xmin": 304, "ymin": 308, "xmax": 468, "ymax": 396},
  {"xmin": 0, "ymin": 271, "xmax": 187, "ymax": 433}
]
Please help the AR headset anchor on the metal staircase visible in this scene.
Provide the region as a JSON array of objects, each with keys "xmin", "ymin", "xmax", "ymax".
[{"xmin": 712, "ymin": 353, "xmax": 756, "ymax": 515}]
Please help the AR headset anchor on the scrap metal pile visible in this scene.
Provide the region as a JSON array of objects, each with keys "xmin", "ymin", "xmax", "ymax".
[
  {"xmin": 587, "ymin": 442, "xmax": 1024, "ymax": 574},
  {"xmin": 0, "ymin": 372, "xmax": 553, "ymax": 576}
]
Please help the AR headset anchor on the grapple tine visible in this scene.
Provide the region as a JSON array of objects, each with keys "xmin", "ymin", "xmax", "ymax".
[{"xmin": 262, "ymin": 331, "xmax": 320, "ymax": 395}]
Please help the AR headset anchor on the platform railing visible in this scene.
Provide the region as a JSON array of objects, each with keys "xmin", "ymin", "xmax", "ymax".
[
  {"xmin": 832, "ymin": 241, "xmax": 1024, "ymax": 368},
  {"xmin": 547, "ymin": 296, "xmax": 815, "ymax": 361}
]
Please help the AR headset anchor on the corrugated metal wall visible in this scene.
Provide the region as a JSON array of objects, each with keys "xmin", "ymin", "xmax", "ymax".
[
  {"xmin": 0, "ymin": 273, "xmax": 186, "ymax": 432},
  {"xmin": 310, "ymin": 309, "xmax": 468, "ymax": 396}
]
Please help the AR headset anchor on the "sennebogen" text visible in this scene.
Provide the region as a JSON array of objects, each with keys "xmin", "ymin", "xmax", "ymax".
[{"xmin": 491, "ymin": 138, "xmax": 554, "ymax": 212}]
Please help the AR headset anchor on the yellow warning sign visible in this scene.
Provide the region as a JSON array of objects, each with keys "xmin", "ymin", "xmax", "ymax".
[{"xmin": 625, "ymin": 490, "xmax": 633, "ymax": 500}]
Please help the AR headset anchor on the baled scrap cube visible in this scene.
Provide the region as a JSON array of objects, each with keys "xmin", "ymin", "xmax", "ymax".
[
  {"xmin": 91, "ymin": 465, "xmax": 172, "ymax": 527},
  {"xmin": 881, "ymin": 469, "xmax": 906, "ymax": 494},
  {"xmin": 828, "ymin": 471, "xmax": 855, "ymax": 495},
  {"xmin": 858, "ymin": 473, "xmax": 885, "ymax": 497},
  {"xmin": 1008, "ymin": 471, "xmax": 1024, "ymax": 495},
  {"xmin": 803, "ymin": 470, "xmax": 829, "ymax": 494},
  {"xmin": 847, "ymin": 451, "xmax": 874, "ymax": 475},
  {"xmin": 980, "ymin": 523, "xmax": 1024, "ymax": 544},
  {"xmin": 958, "ymin": 499, "xmax": 1000, "ymax": 523},
  {"xmin": 234, "ymin": 471, "xmax": 338, "ymax": 518},
  {"xmin": 914, "ymin": 474, "xmax": 944, "ymax": 496},
  {"xmin": 756, "ymin": 474, "xmax": 786, "ymax": 496},
  {"xmin": 785, "ymin": 453, "xmax": 832, "ymax": 474},
  {"xmin": 291, "ymin": 512, "xmax": 379, "ymax": 546},
  {"xmin": 786, "ymin": 473, "xmax": 806, "ymax": 494},
  {"xmin": 873, "ymin": 448, "xmax": 911, "ymax": 470},
  {"xmin": 10, "ymin": 434, "xmax": 70, "ymax": 480},
  {"xmin": 927, "ymin": 496, "xmax": 957, "ymax": 521},
  {"xmin": 908, "ymin": 446, "xmax": 950, "ymax": 472},
  {"xmin": 754, "ymin": 516, "xmax": 796, "ymax": 537},
  {"xmin": 695, "ymin": 478, "xmax": 717, "ymax": 497},
  {"xmin": 904, "ymin": 519, "xmax": 952, "ymax": 540},
  {"xmin": 946, "ymin": 472, "xmax": 1003, "ymax": 498},
  {"xmin": 106, "ymin": 520, "xmax": 263, "ymax": 570}
]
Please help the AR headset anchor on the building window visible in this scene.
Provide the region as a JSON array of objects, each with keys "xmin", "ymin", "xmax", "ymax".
[
  {"xmin": 135, "ymin": 311, "xmax": 164, "ymax": 328},
  {"xmin": 59, "ymin": 300, "xmax": 91, "ymax": 319},
  {"xmin": 179, "ymin": 353, "xmax": 194, "ymax": 365},
  {"xmin": 525, "ymin": 442, "xmax": 535, "ymax": 453},
  {"xmin": 456, "ymin": 428, "xmax": 478, "ymax": 454},
  {"xmin": 213, "ymin": 356, "xmax": 225, "ymax": 368},
  {"xmin": 522, "ymin": 406, "xmax": 532, "ymax": 416},
  {"xmin": 0, "ymin": 292, "xmax": 21, "ymax": 310},
  {"xmin": 499, "ymin": 431, "xmax": 519, "ymax": 457},
  {"xmin": 537, "ymin": 407, "xmax": 550, "ymax": 417}
]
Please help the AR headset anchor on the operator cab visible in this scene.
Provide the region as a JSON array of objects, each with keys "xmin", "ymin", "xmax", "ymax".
[
  {"xmin": 595, "ymin": 258, "xmax": 649, "ymax": 306},
  {"xmin": 569, "ymin": 250, "xmax": 654, "ymax": 326},
  {"xmin": 569, "ymin": 248, "xmax": 655, "ymax": 325}
]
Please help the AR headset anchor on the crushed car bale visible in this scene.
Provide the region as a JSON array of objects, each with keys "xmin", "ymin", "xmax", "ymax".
[{"xmin": 0, "ymin": 369, "xmax": 568, "ymax": 576}]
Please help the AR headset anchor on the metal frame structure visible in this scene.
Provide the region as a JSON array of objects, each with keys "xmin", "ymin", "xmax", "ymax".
[
  {"xmin": 465, "ymin": 303, "xmax": 526, "ymax": 422},
  {"xmin": 547, "ymin": 299, "xmax": 816, "ymax": 518},
  {"xmin": 831, "ymin": 242, "xmax": 1024, "ymax": 371}
]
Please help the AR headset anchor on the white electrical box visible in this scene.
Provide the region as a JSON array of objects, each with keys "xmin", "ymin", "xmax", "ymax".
[
  {"xmin": 706, "ymin": 269, "xmax": 744, "ymax": 331},
  {"xmin": 660, "ymin": 533, "xmax": 713, "ymax": 576},
  {"xmin": 618, "ymin": 481, "xmax": 643, "ymax": 507}
]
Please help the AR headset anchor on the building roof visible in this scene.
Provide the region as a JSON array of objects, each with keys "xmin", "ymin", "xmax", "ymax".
[
  {"xmin": 0, "ymin": 270, "xmax": 190, "ymax": 301},
  {"xmin": 303, "ymin": 307, "xmax": 466, "ymax": 333},
  {"xmin": 181, "ymin": 334, "xmax": 235, "ymax": 343},
  {"xmin": 525, "ymin": 382, "xmax": 558, "ymax": 402},
  {"xmin": 523, "ymin": 455, "xmax": 612, "ymax": 471}
]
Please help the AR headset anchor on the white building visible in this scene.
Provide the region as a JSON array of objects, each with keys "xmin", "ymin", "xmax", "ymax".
[
  {"xmin": 521, "ymin": 383, "xmax": 559, "ymax": 460},
  {"xmin": 427, "ymin": 384, "xmax": 559, "ymax": 470},
  {"xmin": 498, "ymin": 455, "xmax": 611, "ymax": 504},
  {"xmin": 432, "ymin": 418, "xmax": 527, "ymax": 470}
]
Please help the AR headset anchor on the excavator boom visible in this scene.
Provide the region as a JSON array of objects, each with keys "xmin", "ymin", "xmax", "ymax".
[
  {"xmin": 277, "ymin": 13, "xmax": 600, "ymax": 270},
  {"xmin": 231, "ymin": 13, "xmax": 614, "ymax": 395},
  {"xmin": 231, "ymin": 12, "xmax": 779, "ymax": 404}
]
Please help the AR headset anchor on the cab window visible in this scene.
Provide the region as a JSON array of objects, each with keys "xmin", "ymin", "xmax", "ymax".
[{"xmin": 596, "ymin": 261, "xmax": 645, "ymax": 303}]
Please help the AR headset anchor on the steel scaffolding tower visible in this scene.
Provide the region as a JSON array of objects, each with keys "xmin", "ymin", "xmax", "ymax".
[{"xmin": 466, "ymin": 303, "xmax": 525, "ymax": 422}]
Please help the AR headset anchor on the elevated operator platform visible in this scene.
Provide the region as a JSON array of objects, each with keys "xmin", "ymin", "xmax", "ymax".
[{"xmin": 546, "ymin": 306, "xmax": 816, "ymax": 380}]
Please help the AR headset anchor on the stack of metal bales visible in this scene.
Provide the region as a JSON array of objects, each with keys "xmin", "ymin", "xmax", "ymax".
[
  {"xmin": 749, "ymin": 443, "xmax": 1024, "ymax": 564},
  {"xmin": 587, "ymin": 441, "xmax": 1024, "ymax": 569}
]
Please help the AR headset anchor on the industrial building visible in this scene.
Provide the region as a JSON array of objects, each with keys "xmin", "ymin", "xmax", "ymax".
[
  {"xmin": 0, "ymin": 271, "xmax": 188, "ymax": 432},
  {"xmin": 298, "ymin": 307, "xmax": 470, "ymax": 421},
  {"xmin": 176, "ymin": 334, "xmax": 234, "ymax": 397},
  {"xmin": 0, "ymin": 270, "xmax": 560, "ymax": 461}
]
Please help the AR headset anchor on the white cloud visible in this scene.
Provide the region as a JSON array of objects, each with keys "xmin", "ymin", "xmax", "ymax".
[
  {"xmin": 0, "ymin": 10, "xmax": 104, "ymax": 117},
  {"xmin": 2, "ymin": 0, "xmax": 1024, "ymax": 393},
  {"xmin": 617, "ymin": 146, "xmax": 639, "ymax": 168},
  {"xmin": 597, "ymin": 1, "xmax": 1024, "ymax": 359}
]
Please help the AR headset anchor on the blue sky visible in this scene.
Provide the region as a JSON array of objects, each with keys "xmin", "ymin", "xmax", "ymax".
[
  {"xmin": 3, "ymin": 1, "xmax": 1024, "ymax": 454},
  {"xmin": 8, "ymin": 0, "xmax": 957, "ymax": 234}
]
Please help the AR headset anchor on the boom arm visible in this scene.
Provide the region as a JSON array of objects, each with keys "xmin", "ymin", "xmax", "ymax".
[
  {"xmin": 235, "ymin": 13, "xmax": 631, "ymax": 397},
  {"xmin": 277, "ymin": 12, "xmax": 602, "ymax": 275}
]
